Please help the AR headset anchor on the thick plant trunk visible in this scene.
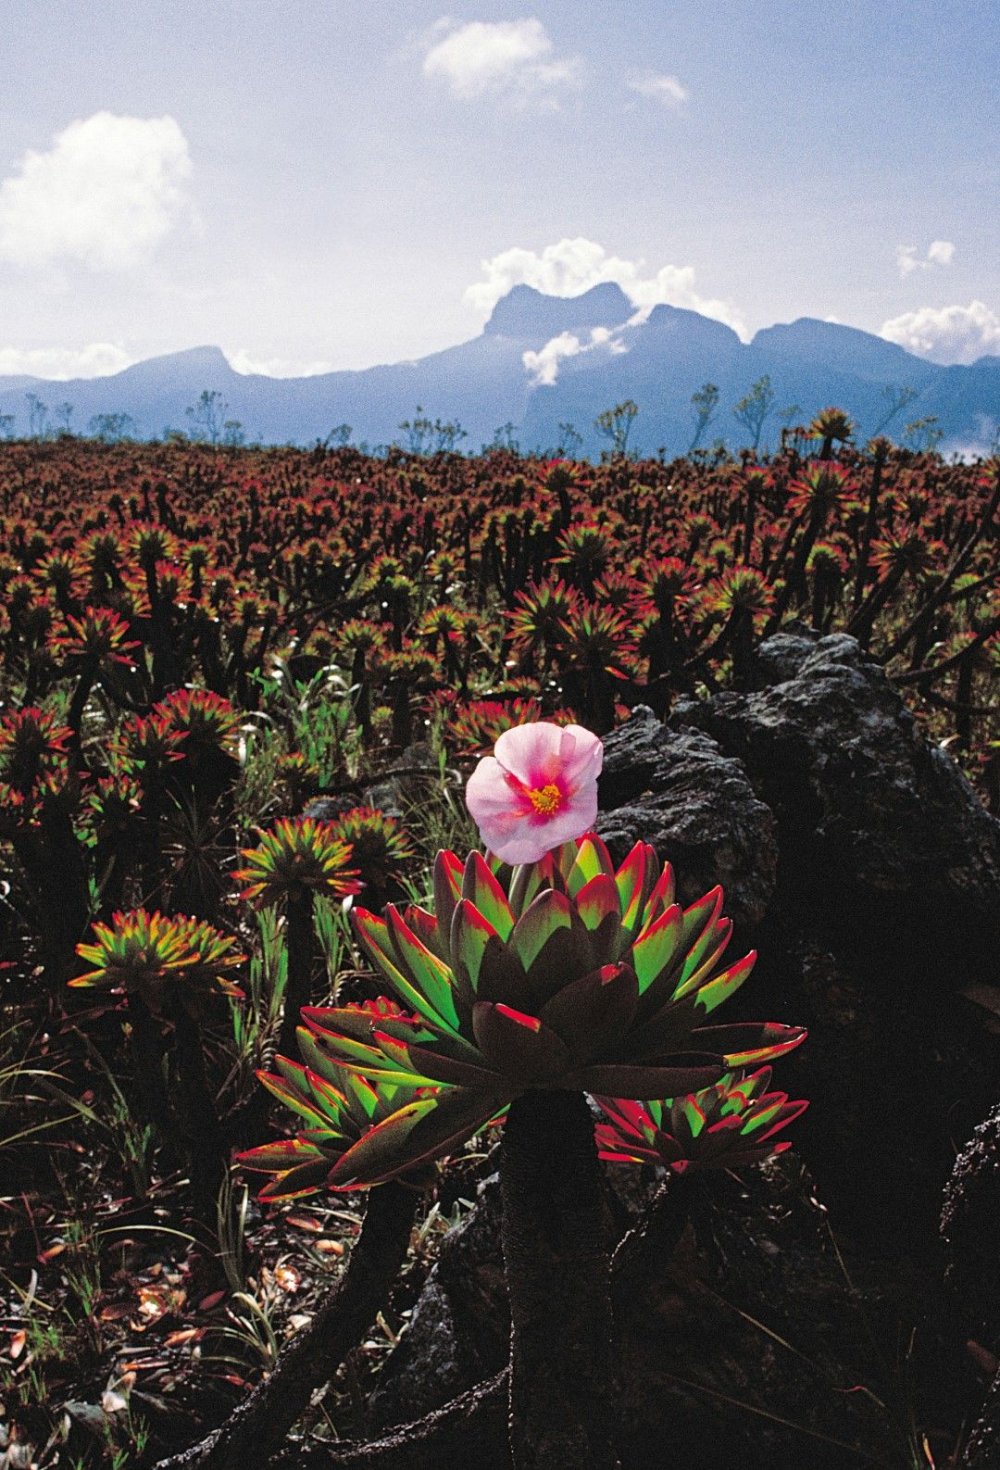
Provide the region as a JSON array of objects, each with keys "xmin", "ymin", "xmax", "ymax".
[
  {"xmin": 499, "ymin": 1088, "xmax": 618, "ymax": 1470},
  {"xmin": 278, "ymin": 890, "xmax": 315, "ymax": 1062},
  {"xmin": 172, "ymin": 1003, "xmax": 226, "ymax": 1219},
  {"xmin": 154, "ymin": 1181, "xmax": 418, "ymax": 1470}
]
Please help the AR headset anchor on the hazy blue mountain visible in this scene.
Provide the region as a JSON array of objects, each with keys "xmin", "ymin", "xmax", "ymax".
[{"xmin": 0, "ymin": 287, "xmax": 996, "ymax": 456}]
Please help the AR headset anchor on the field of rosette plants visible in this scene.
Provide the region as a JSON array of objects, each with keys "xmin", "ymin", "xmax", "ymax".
[{"xmin": 0, "ymin": 430, "xmax": 997, "ymax": 1469}]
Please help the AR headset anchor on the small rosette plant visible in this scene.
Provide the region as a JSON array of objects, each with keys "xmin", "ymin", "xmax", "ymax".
[
  {"xmin": 72, "ymin": 909, "xmax": 245, "ymax": 1015},
  {"xmin": 238, "ymin": 1000, "xmax": 499, "ymax": 1196},
  {"xmin": 235, "ymin": 816, "xmax": 361, "ymax": 908},
  {"xmin": 595, "ymin": 1066, "xmax": 809, "ymax": 1175}
]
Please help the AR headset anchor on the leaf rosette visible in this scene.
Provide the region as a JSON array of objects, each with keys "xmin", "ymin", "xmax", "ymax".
[
  {"xmin": 238, "ymin": 999, "xmax": 497, "ymax": 1194},
  {"xmin": 313, "ymin": 835, "xmax": 804, "ymax": 1120},
  {"xmin": 595, "ymin": 1066, "xmax": 809, "ymax": 1174}
]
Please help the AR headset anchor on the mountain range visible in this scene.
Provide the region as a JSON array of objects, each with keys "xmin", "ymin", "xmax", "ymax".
[{"xmin": 1, "ymin": 283, "xmax": 997, "ymax": 456}]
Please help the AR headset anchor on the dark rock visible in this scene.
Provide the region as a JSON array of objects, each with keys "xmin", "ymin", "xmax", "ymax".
[
  {"xmin": 367, "ymin": 1177, "xmax": 508, "ymax": 1432},
  {"xmin": 672, "ymin": 631, "xmax": 1000, "ymax": 975},
  {"xmin": 941, "ymin": 1104, "xmax": 1000, "ymax": 1341},
  {"xmin": 596, "ymin": 708, "xmax": 779, "ymax": 934},
  {"xmin": 371, "ymin": 1158, "xmax": 969, "ymax": 1468},
  {"xmin": 599, "ymin": 636, "xmax": 1000, "ymax": 1244}
]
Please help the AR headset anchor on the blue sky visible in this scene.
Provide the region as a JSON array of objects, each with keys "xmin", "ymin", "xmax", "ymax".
[{"xmin": 0, "ymin": 0, "xmax": 996, "ymax": 377}]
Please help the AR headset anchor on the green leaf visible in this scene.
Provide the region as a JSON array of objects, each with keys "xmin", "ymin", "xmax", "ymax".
[
  {"xmin": 433, "ymin": 849, "xmax": 464, "ymax": 940},
  {"xmin": 614, "ymin": 842, "xmax": 654, "ymax": 934},
  {"xmin": 695, "ymin": 1021, "xmax": 807, "ymax": 1067},
  {"xmin": 386, "ymin": 906, "xmax": 462, "ymax": 1032},
  {"xmin": 238, "ymin": 1137, "xmax": 327, "ymax": 1171},
  {"xmin": 691, "ymin": 949, "xmax": 757, "ymax": 1015},
  {"xmin": 566, "ymin": 835, "xmax": 615, "ymax": 896},
  {"xmin": 257, "ymin": 1157, "xmax": 336, "ymax": 1200},
  {"xmin": 355, "ymin": 908, "xmax": 458, "ymax": 1033},
  {"xmin": 462, "ymin": 852, "xmax": 515, "ymax": 940},
  {"xmin": 631, "ymin": 903, "xmax": 683, "ymax": 995},
  {"xmin": 259, "ymin": 1064, "xmax": 328, "ymax": 1128},
  {"xmin": 328, "ymin": 1090, "xmax": 501, "ymax": 1188},
  {"xmin": 510, "ymin": 890, "xmax": 590, "ymax": 1007}
]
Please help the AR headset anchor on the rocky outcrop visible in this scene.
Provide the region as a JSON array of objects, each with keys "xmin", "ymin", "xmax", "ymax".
[
  {"xmin": 672, "ymin": 631, "xmax": 1000, "ymax": 973},
  {"xmin": 595, "ymin": 716, "xmax": 778, "ymax": 935},
  {"xmin": 369, "ymin": 630, "xmax": 1000, "ymax": 1461}
]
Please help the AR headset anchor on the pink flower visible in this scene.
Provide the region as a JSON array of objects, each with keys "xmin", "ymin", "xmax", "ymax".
[{"xmin": 465, "ymin": 721, "xmax": 603, "ymax": 864}]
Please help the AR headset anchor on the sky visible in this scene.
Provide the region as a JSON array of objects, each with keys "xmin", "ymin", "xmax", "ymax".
[{"xmin": 0, "ymin": 0, "xmax": 997, "ymax": 379}]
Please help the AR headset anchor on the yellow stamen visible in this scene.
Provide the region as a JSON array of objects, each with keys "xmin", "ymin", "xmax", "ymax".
[{"xmin": 526, "ymin": 783, "xmax": 562, "ymax": 815}]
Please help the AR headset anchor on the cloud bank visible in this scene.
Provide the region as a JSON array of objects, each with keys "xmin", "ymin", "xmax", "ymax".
[
  {"xmin": 880, "ymin": 300, "xmax": 1000, "ymax": 365},
  {"xmin": 0, "ymin": 112, "xmax": 192, "ymax": 271},
  {"xmin": 0, "ymin": 343, "xmax": 134, "ymax": 380},
  {"xmin": 466, "ymin": 237, "xmax": 746, "ymax": 337},
  {"xmin": 423, "ymin": 18, "xmax": 582, "ymax": 103}
]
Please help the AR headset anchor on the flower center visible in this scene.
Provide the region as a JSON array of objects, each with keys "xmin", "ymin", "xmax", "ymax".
[{"xmin": 526, "ymin": 782, "xmax": 562, "ymax": 815}]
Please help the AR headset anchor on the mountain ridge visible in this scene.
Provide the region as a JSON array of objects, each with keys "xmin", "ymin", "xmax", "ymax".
[{"xmin": 1, "ymin": 289, "xmax": 996, "ymax": 455}]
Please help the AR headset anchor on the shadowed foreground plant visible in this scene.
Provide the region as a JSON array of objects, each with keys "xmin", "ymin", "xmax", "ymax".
[
  {"xmin": 156, "ymin": 1011, "xmax": 450, "ymax": 1470},
  {"xmin": 595, "ymin": 1066, "xmax": 808, "ymax": 1175},
  {"xmin": 292, "ymin": 722, "xmax": 805, "ymax": 1469}
]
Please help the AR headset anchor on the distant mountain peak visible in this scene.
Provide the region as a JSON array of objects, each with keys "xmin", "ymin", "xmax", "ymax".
[{"xmin": 484, "ymin": 282, "xmax": 634, "ymax": 341}]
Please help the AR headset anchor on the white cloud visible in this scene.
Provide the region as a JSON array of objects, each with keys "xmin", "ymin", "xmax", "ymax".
[
  {"xmin": 466, "ymin": 236, "xmax": 747, "ymax": 337},
  {"xmin": 522, "ymin": 330, "xmax": 584, "ymax": 386},
  {"xmin": 423, "ymin": 18, "xmax": 582, "ymax": 102},
  {"xmin": 0, "ymin": 112, "xmax": 192, "ymax": 271},
  {"xmin": 522, "ymin": 325, "xmax": 627, "ymax": 387},
  {"xmin": 628, "ymin": 73, "xmax": 689, "ymax": 108},
  {"xmin": 225, "ymin": 349, "xmax": 335, "ymax": 378},
  {"xmin": 927, "ymin": 240, "xmax": 955, "ymax": 266},
  {"xmin": 0, "ymin": 343, "xmax": 134, "ymax": 379},
  {"xmin": 880, "ymin": 300, "xmax": 1000, "ymax": 365},
  {"xmin": 896, "ymin": 239, "xmax": 955, "ymax": 278}
]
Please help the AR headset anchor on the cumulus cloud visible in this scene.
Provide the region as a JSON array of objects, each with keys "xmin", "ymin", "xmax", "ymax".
[
  {"xmin": 880, "ymin": 300, "xmax": 1000, "ymax": 365},
  {"xmin": 0, "ymin": 343, "xmax": 134, "ymax": 379},
  {"xmin": 422, "ymin": 18, "xmax": 582, "ymax": 102},
  {"xmin": 466, "ymin": 236, "xmax": 747, "ymax": 337},
  {"xmin": 896, "ymin": 239, "xmax": 955, "ymax": 278},
  {"xmin": 628, "ymin": 73, "xmax": 689, "ymax": 108},
  {"xmin": 522, "ymin": 325, "xmax": 627, "ymax": 387},
  {"xmin": 0, "ymin": 112, "xmax": 192, "ymax": 271}
]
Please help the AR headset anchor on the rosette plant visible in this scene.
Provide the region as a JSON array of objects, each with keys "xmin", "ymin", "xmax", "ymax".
[
  {"xmin": 238, "ymin": 999, "xmax": 495, "ymax": 1200},
  {"xmin": 276, "ymin": 722, "xmax": 805, "ymax": 1469},
  {"xmin": 595, "ymin": 1066, "xmax": 808, "ymax": 1175},
  {"xmin": 235, "ymin": 817, "xmax": 360, "ymax": 1060},
  {"xmin": 72, "ymin": 909, "xmax": 245, "ymax": 1215}
]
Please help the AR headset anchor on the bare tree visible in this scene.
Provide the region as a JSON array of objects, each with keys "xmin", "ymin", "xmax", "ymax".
[
  {"xmin": 687, "ymin": 382, "xmax": 719, "ymax": 453},
  {"xmin": 595, "ymin": 399, "xmax": 639, "ymax": 457},
  {"xmin": 25, "ymin": 392, "xmax": 50, "ymax": 439},
  {"xmin": 871, "ymin": 384, "xmax": 918, "ymax": 439},
  {"xmin": 732, "ymin": 375, "xmax": 775, "ymax": 452},
  {"xmin": 185, "ymin": 389, "xmax": 228, "ymax": 444}
]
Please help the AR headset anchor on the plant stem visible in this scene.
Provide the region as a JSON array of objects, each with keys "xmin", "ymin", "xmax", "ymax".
[
  {"xmin": 154, "ymin": 1180, "xmax": 419, "ymax": 1470},
  {"xmin": 278, "ymin": 890, "xmax": 314, "ymax": 1061},
  {"xmin": 172, "ymin": 1003, "xmax": 227, "ymax": 1219},
  {"xmin": 499, "ymin": 1088, "xmax": 618, "ymax": 1470}
]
